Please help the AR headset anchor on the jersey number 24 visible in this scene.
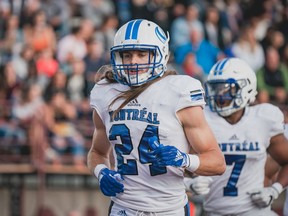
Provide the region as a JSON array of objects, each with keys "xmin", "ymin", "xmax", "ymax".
[{"xmin": 109, "ymin": 124, "xmax": 167, "ymax": 176}]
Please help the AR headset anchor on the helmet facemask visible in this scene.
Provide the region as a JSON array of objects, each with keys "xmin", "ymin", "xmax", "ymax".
[
  {"xmin": 205, "ymin": 78, "xmax": 248, "ymax": 117},
  {"xmin": 111, "ymin": 45, "xmax": 165, "ymax": 86}
]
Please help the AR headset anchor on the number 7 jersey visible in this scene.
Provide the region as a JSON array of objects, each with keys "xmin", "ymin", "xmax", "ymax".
[
  {"xmin": 203, "ymin": 103, "xmax": 285, "ymax": 215},
  {"xmin": 90, "ymin": 75, "xmax": 205, "ymax": 212}
]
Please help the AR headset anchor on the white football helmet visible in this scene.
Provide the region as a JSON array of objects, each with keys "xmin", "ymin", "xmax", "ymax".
[
  {"xmin": 110, "ymin": 19, "xmax": 170, "ymax": 86},
  {"xmin": 205, "ymin": 58, "xmax": 258, "ymax": 117}
]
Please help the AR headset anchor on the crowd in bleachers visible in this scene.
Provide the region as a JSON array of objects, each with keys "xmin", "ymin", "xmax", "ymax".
[{"xmin": 0, "ymin": 0, "xmax": 288, "ymax": 168}]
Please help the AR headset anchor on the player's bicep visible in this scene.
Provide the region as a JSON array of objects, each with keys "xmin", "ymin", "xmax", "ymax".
[
  {"xmin": 268, "ymin": 133, "xmax": 288, "ymax": 165},
  {"xmin": 177, "ymin": 106, "xmax": 218, "ymax": 153}
]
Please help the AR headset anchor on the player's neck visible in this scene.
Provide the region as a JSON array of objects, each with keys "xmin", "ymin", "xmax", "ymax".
[{"xmin": 223, "ymin": 109, "xmax": 245, "ymax": 125}]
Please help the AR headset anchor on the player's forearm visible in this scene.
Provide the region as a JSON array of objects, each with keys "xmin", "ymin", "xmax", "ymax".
[
  {"xmin": 193, "ymin": 150, "xmax": 226, "ymax": 176},
  {"xmin": 87, "ymin": 148, "xmax": 110, "ymax": 175},
  {"xmin": 276, "ymin": 164, "xmax": 288, "ymax": 188}
]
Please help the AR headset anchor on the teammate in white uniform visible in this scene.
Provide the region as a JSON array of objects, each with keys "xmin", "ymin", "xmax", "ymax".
[
  {"xmin": 263, "ymin": 111, "xmax": 288, "ymax": 216},
  {"xmin": 186, "ymin": 58, "xmax": 288, "ymax": 216},
  {"xmin": 87, "ymin": 19, "xmax": 226, "ymax": 216}
]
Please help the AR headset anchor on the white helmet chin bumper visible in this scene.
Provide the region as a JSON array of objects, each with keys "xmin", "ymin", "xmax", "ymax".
[
  {"xmin": 125, "ymin": 68, "xmax": 154, "ymax": 86},
  {"xmin": 215, "ymin": 105, "xmax": 243, "ymax": 117}
]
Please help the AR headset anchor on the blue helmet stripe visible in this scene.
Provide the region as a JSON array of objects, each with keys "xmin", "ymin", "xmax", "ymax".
[
  {"xmin": 131, "ymin": 19, "xmax": 142, "ymax": 39},
  {"xmin": 125, "ymin": 20, "xmax": 135, "ymax": 40},
  {"xmin": 125, "ymin": 19, "xmax": 143, "ymax": 40},
  {"xmin": 218, "ymin": 58, "xmax": 229, "ymax": 73},
  {"xmin": 214, "ymin": 61, "xmax": 222, "ymax": 72},
  {"xmin": 214, "ymin": 58, "xmax": 229, "ymax": 75},
  {"xmin": 213, "ymin": 61, "xmax": 222, "ymax": 75}
]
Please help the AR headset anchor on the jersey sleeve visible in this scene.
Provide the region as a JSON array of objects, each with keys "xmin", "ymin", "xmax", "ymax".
[
  {"xmin": 174, "ymin": 76, "xmax": 206, "ymax": 112},
  {"xmin": 258, "ymin": 103, "xmax": 285, "ymax": 137},
  {"xmin": 269, "ymin": 106, "xmax": 285, "ymax": 137},
  {"xmin": 89, "ymin": 80, "xmax": 110, "ymax": 120}
]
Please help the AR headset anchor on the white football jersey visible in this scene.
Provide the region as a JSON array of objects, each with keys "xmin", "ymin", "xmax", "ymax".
[
  {"xmin": 203, "ymin": 103, "xmax": 285, "ymax": 215},
  {"xmin": 90, "ymin": 75, "xmax": 205, "ymax": 212}
]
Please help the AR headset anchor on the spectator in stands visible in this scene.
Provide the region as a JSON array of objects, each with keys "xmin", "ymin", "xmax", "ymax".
[
  {"xmin": 12, "ymin": 82, "xmax": 50, "ymax": 166},
  {"xmin": 12, "ymin": 83, "xmax": 46, "ymax": 126},
  {"xmin": 113, "ymin": 0, "xmax": 131, "ymax": 26},
  {"xmin": 18, "ymin": 0, "xmax": 42, "ymax": 28},
  {"xmin": 0, "ymin": 1, "xmax": 9, "ymax": 42},
  {"xmin": 0, "ymin": 102, "xmax": 27, "ymax": 154},
  {"xmin": 40, "ymin": 0, "xmax": 70, "ymax": 38},
  {"xmin": 23, "ymin": 9, "xmax": 57, "ymax": 54},
  {"xmin": 35, "ymin": 48, "xmax": 59, "ymax": 88},
  {"xmin": 23, "ymin": 55, "xmax": 39, "ymax": 85},
  {"xmin": 203, "ymin": 4, "xmax": 232, "ymax": 51},
  {"xmin": 175, "ymin": 51, "xmax": 204, "ymax": 83},
  {"xmin": 45, "ymin": 89, "xmax": 86, "ymax": 168},
  {"xmin": 81, "ymin": 0, "xmax": 115, "ymax": 29},
  {"xmin": 44, "ymin": 70, "xmax": 84, "ymax": 164},
  {"xmin": 170, "ymin": 3, "xmax": 203, "ymax": 51},
  {"xmin": 66, "ymin": 59, "xmax": 88, "ymax": 107},
  {"xmin": 35, "ymin": 50, "xmax": 57, "ymax": 75},
  {"xmin": 0, "ymin": 61, "xmax": 21, "ymax": 101},
  {"xmin": 174, "ymin": 22, "xmax": 224, "ymax": 78},
  {"xmin": 11, "ymin": 44, "xmax": 35, "ymax": 81},
  {"xmin": 0, "ymin": 64, "xmax": 26, "ymax": 151},
  {"xmin": 223, "ymin": 0, "xmax": 243, "ymax": 41},
  {"xmin": 169, "ymin": 1, "xmax": 186, "ymax": 22},
  {"xmin": 43, "ymin": 71, "xmax": 68, "ymax": 102},
  {"xmin": 129, "ymin": 0, "xmax": 152, "ymax": 21},
  {"xmin": 71, "ymin": 60, "xmax": 97, "ymax": 147},
  {"xmin": 0, "ymin": 15, "xmax": 24, "ymax": 59},
  {"xmin": 57, "ymin": 19, "xmax": 94, "ymax": 73},
  {"xmin": 261, "ymin": 27, "xmax": 285, "ymax": 55},
  {"xmin": 83, "ymin": 38, "xmax": 108, "ymax": 93},
  {"xmin": 95, "ymin": 15, "xmax": 119, "ymax": 61},
  {"xmin": 149, "ymin": 1, "xmax": 171, "ymax": 33},
  {"xmin": 256, "ymin": 46, "xmax": 288, "ymax": 104},
  {"xmin": 230, "ymin": 23, "xmax": 265, "ymax": 72},
  {"xmin": 245, "ymin": 0, "xmax": 275, "ymax": 42}
]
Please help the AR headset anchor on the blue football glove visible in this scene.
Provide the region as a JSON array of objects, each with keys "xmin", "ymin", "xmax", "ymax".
[
  {"xmin": 98, "ymin": 168, "xmax": 124, "ymax": 197},
  {"xmin": 148, "ymin": 137, "xmax": 188, "ymax": 168}
]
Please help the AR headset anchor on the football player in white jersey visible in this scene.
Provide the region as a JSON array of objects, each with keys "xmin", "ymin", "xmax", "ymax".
[
  {"xmin": 186, "ymin": 57, "xmax": 288, "ymax": 216},
  {"xmin": 87, "ymin": 19, "xmax": 226, "ymax": 216},
  {"xmin": 262, "ymin": 110, "xmax": 288, "ymax": 216}
]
